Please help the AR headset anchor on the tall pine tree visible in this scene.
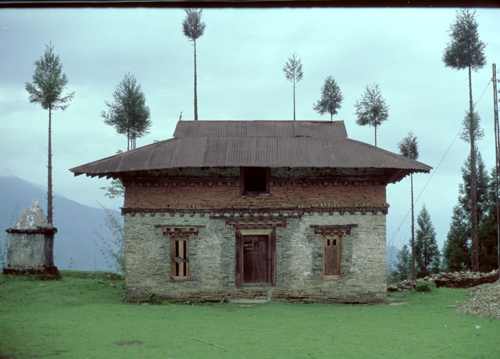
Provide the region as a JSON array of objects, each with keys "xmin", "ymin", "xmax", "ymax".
[
  {"xmin": 25, "ymin": 42, "xmax": 75, "ymax": 225},
  {"xmin": 415, "ymin": 204, "xmax": 440, "ymax": 277},
  {"xmin": 443, "ymin": 151, "xmax": 489, "ymax": 271},
  {"xmin": 313, "ymin": 76, "xmax": 343, "ymax": 121},
  {"xmin": 101, "ymin": 73, "xmax": 152, "ymax": 151},
  {"xmin": 398, "ymin": 131, "xmax": 419, "ymax": 280},
  {"xmin": 354, "ymin": 83, "xmax": 389, "ymax": 147},
  {"xmin": 443, "ymin": 8, "xmax": 487, "ymax": 271},
  {"xmin": 283, "ymin": 52, "xmax": 303, "ymax": 121},
  {"xmin": 182, "ymin": 8, "xmax": 206, "ymax": 121}
]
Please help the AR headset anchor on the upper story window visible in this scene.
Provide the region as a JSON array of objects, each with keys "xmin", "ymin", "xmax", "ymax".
[{"xmin": 240, "ymin": 167, "xmax": 269, "ymax": 195}]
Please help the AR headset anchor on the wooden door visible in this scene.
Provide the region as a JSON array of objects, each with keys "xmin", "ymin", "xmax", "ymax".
[{"xmin": 242, "ymin": 235, "xmax": 269, "ymax": 284}]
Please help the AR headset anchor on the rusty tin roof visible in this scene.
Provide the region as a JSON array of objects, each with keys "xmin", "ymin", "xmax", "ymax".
[{"xmin": 70, "ymin": 120, "xmax": 431, "ymax": 181}]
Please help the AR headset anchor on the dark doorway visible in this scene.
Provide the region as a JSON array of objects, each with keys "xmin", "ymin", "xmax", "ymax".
[{"xmin": 242, "ymin": 235, "xmax": 268, "ymax": 283}]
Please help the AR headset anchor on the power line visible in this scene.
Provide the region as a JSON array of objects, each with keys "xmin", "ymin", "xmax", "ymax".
[{"xmin": 388, "ymin": 78, "xmax": 493, "ymax": 248}]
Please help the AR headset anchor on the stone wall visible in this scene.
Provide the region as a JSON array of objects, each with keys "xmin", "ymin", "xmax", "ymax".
[
  {"xmin": 3, "ymin": 199, "xmax": 60, "ymax": 279},
  {"xmin": 124, "ymin": 210, "xmax": 387, "ymax": 303},
  {"xmin": 5, "ymin": 230, "xmax": 55, "ymax": 268}
]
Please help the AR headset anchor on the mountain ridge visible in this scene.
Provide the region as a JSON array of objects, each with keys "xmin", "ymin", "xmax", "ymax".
[{"xmin": 1, "ymin": 176, "xmax": 121, "ymax": 271}]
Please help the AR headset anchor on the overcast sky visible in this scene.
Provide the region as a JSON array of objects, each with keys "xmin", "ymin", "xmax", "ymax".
[{"xmin": 1, "ymin": 7, "xmax": 500, "ymax": 253}]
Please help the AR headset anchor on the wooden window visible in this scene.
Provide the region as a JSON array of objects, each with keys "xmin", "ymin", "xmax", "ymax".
[
  {"xmin": 158, "ymin": 225, "xmax": 204, "ymax": 281},
  {"xmin": 311, "ymin": 225, "xmax": 356, "ymax": 280},
  {"xmin": 323, "ymin": 233, "xmax": 342, "ymax": 278},
  {"xmin": 240, "ymin": 167, "xmax": 270, "ymax": 195},
  {"xmin": 170, "ymin": 234, "xmax": 190, "ymax": 280},
  {"xmin": 235, "ymin": 229, "xmax": 275, "ymax": 286}
]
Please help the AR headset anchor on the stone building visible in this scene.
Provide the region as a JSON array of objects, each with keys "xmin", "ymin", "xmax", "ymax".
[{"xmin": 70, "ymin": 121, "xmax": 431, "ymax": 303}]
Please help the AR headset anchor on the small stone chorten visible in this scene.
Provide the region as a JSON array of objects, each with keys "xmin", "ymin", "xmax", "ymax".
[{"xmin": 3, "ymin": 199, "xmax": 61, "ymax": 279}]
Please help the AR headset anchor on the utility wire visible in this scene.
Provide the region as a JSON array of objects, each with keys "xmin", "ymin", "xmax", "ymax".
[{"xmin": 388, "ymin": 77, "xmax": 493, "ymax": 249}]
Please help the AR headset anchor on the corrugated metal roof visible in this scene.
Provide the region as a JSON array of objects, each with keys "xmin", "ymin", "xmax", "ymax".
[
  {"xmin": 173, "ymin": 120, "xmax": 348, "ymax": 138},
  {"xmin": 70, "ymin": 120, "xmax": 432, "ymax": 180}
]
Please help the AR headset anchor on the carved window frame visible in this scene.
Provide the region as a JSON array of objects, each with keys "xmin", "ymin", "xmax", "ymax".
[
  {"xmin": 311, "ymin": 225, "xmax": 357, "ymax": 280},
  {"xmin": 157, "ymin": 225, "xmax": 205, "ymax": 281}
]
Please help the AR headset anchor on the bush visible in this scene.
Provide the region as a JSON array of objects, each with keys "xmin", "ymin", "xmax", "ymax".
[{"xmin": 415, "ymin": 281, "xmax": 436, "ymax": 292}]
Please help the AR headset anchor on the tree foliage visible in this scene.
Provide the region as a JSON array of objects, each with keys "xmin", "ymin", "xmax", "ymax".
[
  {"xmin": 182, "ymin": 8, "xmax": 206, "ymax": 122},
  {"xmin": 25, "ymin": 42, "xmax": 75, "ymax": 225},
  {"xmin": 94, "ymin": 203, "xmax": 125, "ymax": 274},
  {"xmin": 354, "ymin": 83, "xmax": 389, "ymax": 147},
  {"xmin": 443, "ymin": 151, "xmax": 490, "ymax": 272},
  {"xmin": 415, "ymin": 205, "xmax": 440, "ymax": 277},
  {"xmin": 313, "ymin": 76, "xmax": 343, "ymax": 121},
  {"xmin": 477, "ymin": 168, "xmax": 500, "ymax": 272},
  {"xmin": 390, "ymin": 244, "xmax": 412, "ymax": 282},
  {"xmin": 398, "ymin": 132, "xmax": 419, "ymax": 161},
  {"xmin": 99, "ymin": 151, "xmax": 125, "ymax": 199},
  {"xmin": 100, "ymin": 178, "xmax": 125, "ymax": 200},
  {"xmin": 97, "ymin": 164, "xmax": 125, "ymax": 274},
  {"xmin": 101, "ymin": 73, "xmax": 152, "ymax": 151},
  {"xmin": 283, "ymin": 52, "xmax": 303, "ymax": 121},
  {"xmin": 182, "ymin": 8, "xmax": 206, "ymax": 43},
  {"xmin": 459, "ymin": 110, "xmax": 484, "ymax": 144},
  {"xmin": 443, "ymin": 204, "xmax": 471, "ymax": 272},
  {"xmin": 457, "ymin": 151, "xmax": 490, "ymax": 221},
  {"xmin": 25, "ymin": 42, "xmax": 75, "ymax": 112},
  {"xmin": 442, "ymin": 9, "xmax": 486, "ymax": 72}
]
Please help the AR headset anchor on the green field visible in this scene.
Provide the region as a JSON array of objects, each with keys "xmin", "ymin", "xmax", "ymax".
[{"xmin": 0, "ymin": 271, "xmax": 498, "ymax": 359}]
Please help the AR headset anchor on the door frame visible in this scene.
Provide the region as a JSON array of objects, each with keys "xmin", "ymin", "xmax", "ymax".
[{"xmin": 235, "ymin": 228, "xmax": 276, "ymax": 287}]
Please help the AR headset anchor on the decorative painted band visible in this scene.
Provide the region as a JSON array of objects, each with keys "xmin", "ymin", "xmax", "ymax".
[
  {"xmin": 6, "ymin": 227, "xmax": 58, "ymax": 235},
  {"xmin": 311, "ymin": 224, "xmax": 358, "ymax": 236},
  {"xmin": 124, "ymin": 179, "xmax": 384, "ymax": 187},
  {"xmin": 225, "ymin": 216, "xmax": 288, "ymax": 229},
  {"xmin": 121, "ymin": 206, "xmax": 389, "ymax": 217},
  {"xmin": 154, "ymin": 225, "xmax": 206, "ymax": 237}
]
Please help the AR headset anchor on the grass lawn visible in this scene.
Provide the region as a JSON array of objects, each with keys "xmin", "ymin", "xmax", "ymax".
[{"xmin": 0, "ymin": 271, "xmax": 499, "ymax": 359}]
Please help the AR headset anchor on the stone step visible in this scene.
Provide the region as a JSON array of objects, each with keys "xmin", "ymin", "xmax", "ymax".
[{"xmin": 229, "ymin": 298, "xmax": 270, "ymax": 304}]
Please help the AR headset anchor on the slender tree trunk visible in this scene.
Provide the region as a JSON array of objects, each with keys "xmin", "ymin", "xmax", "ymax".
[
  {"xmin": 374, "ymin": 124, "xmax": 377, "ymax": 147},
  {"xmin": 469, "ymin": 65, "xmax": 479, "ymax": 272},
  {"xmin": 194, "ymin": 40, "xmax": 198, "ymax": 121},
  {"xmin": 293, "ymin": 81, "xmax": 296, "ymax": 121},
  {"xmin": 47, "ymin": 105, "xmax": 53, "ymax": 225},
  {"xmin": 493, "ymin": 63, "xmax": 500, "ymax": 273},
  {"xmin": 411, "ymin": 173, "xmax": 415, "ymax": 280}
]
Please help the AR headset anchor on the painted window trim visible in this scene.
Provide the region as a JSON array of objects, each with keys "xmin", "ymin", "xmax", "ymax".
[
  {"xmin": 158, "ymin": 225, "xmax": 205, "ymax": 282},
  {"xmin": 310, "ymin": 224, "xmax": 357, "ymax": 280}
]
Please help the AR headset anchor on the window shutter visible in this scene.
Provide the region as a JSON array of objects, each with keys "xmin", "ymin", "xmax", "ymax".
[
  {"xmin": 324, "ymin": 234, "xmax": 341, "ymax": 276},
  {"xmin": 235, "ymin": 230, "xmax": 243, "ymax": 285}
]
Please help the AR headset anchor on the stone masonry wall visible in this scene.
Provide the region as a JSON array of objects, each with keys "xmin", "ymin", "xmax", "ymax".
[{"xmin": 124, "ymin": 211, "xmax": 387, "ymax": 303}]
